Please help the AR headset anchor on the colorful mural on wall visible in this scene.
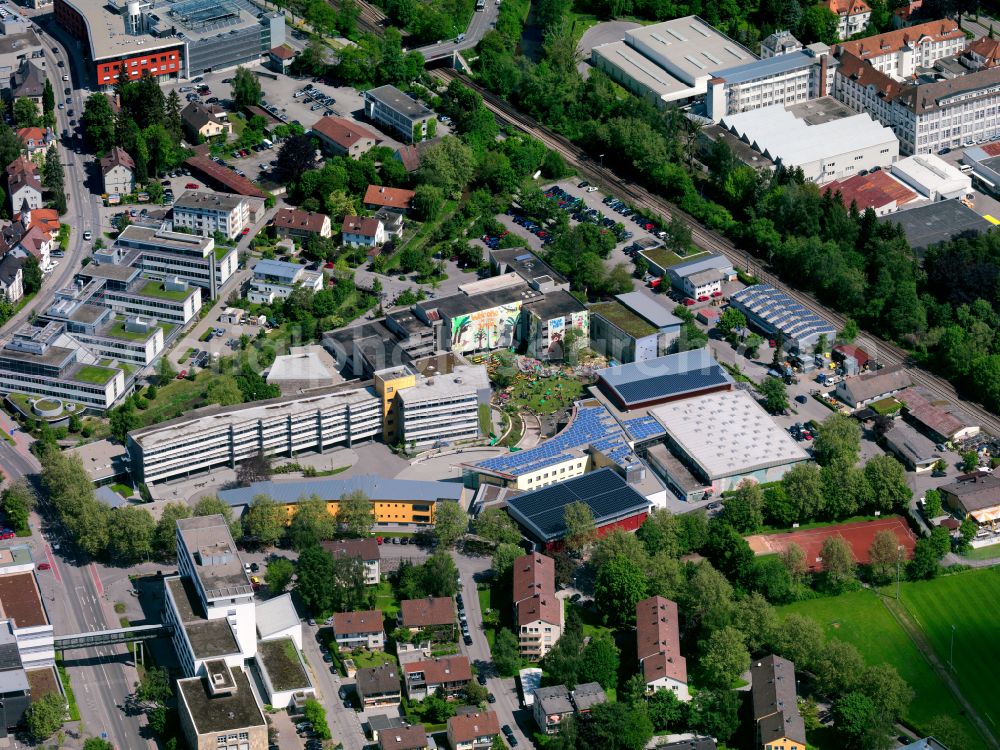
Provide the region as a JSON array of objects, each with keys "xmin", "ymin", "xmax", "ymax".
[{"xmin": 449, "ymin": 302, "xmax": 522, "ymax": 353}]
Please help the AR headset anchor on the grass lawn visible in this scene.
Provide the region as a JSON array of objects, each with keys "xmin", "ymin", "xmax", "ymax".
[
  {"xmin": 869, "ymin": 397, "xmax": 902, "ymax": 415},
  {"xmin": 507, "ymin": 374, "xmax": 583, "ymax": 415},
  {"xmin": 137, "ymin": 371, "xmax": 210, "ymax": 426},
  {"xmin": 74, "ymin": 365, "xmax": 116, "ymax": 385},
  {"xmin": 960, "ymin": 542, "xmax": 1000, "ymax": 561},
  {"xmin": 215, "ymin": 244, "xmax": 237, "ymax": 260},
  {"xmin": 107, "ymin": 319, "xmax": 156, "ymax": 341},
  {"xmin": 140, "ymin": 279, "xmax": 192, "ymax": 301},
  {"xmin": 478, "ymin": 586, "xmax": 497, "ymax": 649},
  {"xmin": 641, "ymin": 246, "xmax": 709, "ymax": 271},
  {"xmin": 779, "ymin": 590, "xmax": 986, "ymax": 748},
  {"xmin": 374, "ymin": 581, "xmax": 401, "ymax": 620},
  {"xmin": 348, "ymin": 650, "xmax": 394, "ymax": 670},
  {"xmin": 899, "ymin": 568, "xmax": 1000, "ymax": 740}
]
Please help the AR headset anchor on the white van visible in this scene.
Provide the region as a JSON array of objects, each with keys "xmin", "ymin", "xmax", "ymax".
[
  {"xmin": 262, "ymin": 138, "xmax": 273, "ymax": 148},
  {"xmin": 960, "ymin": 164, "xmax": 974, "ymax": 174}
]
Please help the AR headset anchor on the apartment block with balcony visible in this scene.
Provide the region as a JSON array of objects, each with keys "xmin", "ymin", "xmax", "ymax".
[
  {"xmin": 363, "ymin": 85, "xmax": 435, "ymax": 143},
  {"xmin": 332, "ymin": 610, "xmax": 384, "ymax": 651},
  {"xmin": 172, "ymin": 191, "xmax": 252, "ymax": 241},
  {"xmin": 513, "ymin": 553, "xmax": 563, "ymax": 660},
  {"xmin": 402, "ymin": 656, "xmax": 472, "ymax": 701},
  {"xmin": 248, "ymin": 259, "xmax": 324, "ymax": 305},
  {"xmin": 127, "ymin": 383, "xmax": 381, "ymax": 484}
]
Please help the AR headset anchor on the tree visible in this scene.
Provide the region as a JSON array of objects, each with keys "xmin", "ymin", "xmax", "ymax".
[
  {"xmin": 302, "ymin": 698, "xmax": 332, "ymax": 740},
  {"xmin": 577, "ymin": 702, "xmax": 654, "ymax": 750},
  {"xmin": 473, "ymin": 507, "xmax": 522, "ymax": 545},
  {"xmin": 867, "ymin": 529, "xmax": 903, "ymax": 585},
  {"xmin": 683, "ymin": 561, "xmax": 734, "ymax": 632},
  {"xmin": 82, "ymin": 92, "xmax": 116, "ymax": 152},
  {"xmin": 958, "ymin": 518, "xmax": 977, "ymax": 553},
  {"xmin": 288, "ymin": 494, "xmax": 336, "ymax": 550},
  {"xmin": 231, "ymin": 66, "xmax": 262, "ymax": 109},
  {"xmin": 265, "ymin": 557, "xmax": 295, "ymax": 593},
  {"xmin": 646, "ymin": 688, "xmax": 685, "ymax": 731},
  {"xmin": 492, "ymin": 628, "xmax": 521, "ymax": 676},
  {"xmin": 772, "ymin": 613, "xmax": 825, "ymax": 669},
  {"xmin": 154, "ymin": 502, "xmax": 191, "ymax": 558},
  {"xmin": 637, "ymin": 508, "xmax": 682, "ymax": 558},
  {"xmin": 236, "ymin": 450, "xmax": 271, "ymax": 487},
  {"xmin": 703, "ymin": 522, "xmax": 756, "ymax": 587},
  {"xmin": 42, "ymin": 78, "xmax": 55, "ymax": 116},
  {"xmin": 689, "ymin": 689, "xmax": 741, "ymax": 742},
  {"xmin": 335, "ymin": 490, "xmax": 374, "ymax": 537},
  {"xmin": 907, "ymin": 538, "xmax": 941, "ymax": 580},
  {"xmin": 243, "ymin": 494, "xmax": 285, "ymax": 547},
  {"xmin": 719, "ymin": 480, "xmax": 764, "ymax": 533},
  {"xmin": 22, "ymin": 254, "xmax": 42, "ymax": 294},
  {"xmin": 699, "ymin": 626, "xmax": 750, "ymax": 688},
  {"xmin": 840, "ymin": 317, "xmax": 859, "ymax": 343},
  {"xmin": 563, "ymin": 501, "xmax": 597, "ymax": 555},
  {"xmin": 109, "ymin": 401, "xmax": 139, "ymax": 444},
  {"xmin": 813, "ymin": 413, "xmax": 861, "ymax": 467},
  {"xmin": 135, "ymin": 666, "xmax": 172, "ymax": 705},
  {"xmin": 158, "ymin": 355, "xmax": 176, "ymax": 383},
  {"xmin": 590, "ymin": 529, "xmax": 649, "ymax": 572},
  {"xmin": 780, "ymin": 462, "xmax": 825, "ymax": 522},
  {"xmin": 759, "ymin": 377, "xmax": 789, "ymax": 414},
  {"xmin": 779, "ymin": 542, "xmax": 808, "ymax": 583},
  {"xmin": 923, "ymin": 489, "xmax": 943, "ymax": 518},
  {"xmin": 419, "ymin": 136, "xmax": 475, "ymax": 194},
  {"xmin": 578, "ymin": 632, "xmax": 619, "ymax": 689},
  {"xmin": 106, "ymin": 506, "xmax": 155, "ymax": 564},
  {"xmin": 206, "ymin": 374, "xmax": 243, "ymax": 406},
  {"xmin": 433, "ymin": 500, "xmax": 468, "ymax": 547},
  {"xmin": 819, "ymin": 535, "xmax": 856, "ymax": 592},
  {"xmin": 864, "ymin": 454, "xmax": 911, "ymax": 513},
  {"xmin": 25, "ymin": 692, "xmax": 65, "ymax": 740},
  {"xmin": 296, "ymin": 546, "xmax": 336, "ymax": 612},
  {"xmin": 930, "ymin": 525, "xmax": 952, "ymax": 558},
  {"xmin": 491, "ymin": 542, "xmax": 522, "ymax": 578},
  {"xmin": 813, "ymin": 638, "xmax": 864, "ymax": 697},
  {"xmin": 1, "ymin": 478, "xmax": 36, "ymax": 533},
  {"xmin": 835, "ymin": 691, "xmax": 879, "ymax": 745},
  {"xmin": 13, "ymin": 97, "xmax": 39, "ymax": 128},
  {"xmin": 42, "ymin": 144, "xmax": 66, "ymax": 214},
  {"xmin": 412, "ymin": 184, "xmax": 445, "ymax": 221},
  {"xmin": 717, "ymin": 307, "xmax": 747, "ymax": 338},
  {"xmin": 84, "ymin": 740, "xmax": 114, "ymax": 750},
  {"xmin": 277, "ymin": 134, "xmax": 317, "ymax": 179},
  {"xmin": 594, "ymin": 555, "xmax": 647, "ymax": 627},
  {"xmin": 961, "ymin": 449, "xmax": 980, "ymax": 472}
]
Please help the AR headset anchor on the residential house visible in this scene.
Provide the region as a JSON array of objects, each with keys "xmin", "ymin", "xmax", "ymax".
[
  {"xmin": 267, "ymin": 44, "xmax": 296, "ymax": 73},
  {"xmin": 398, "ymin": 597, "xmax": 454, "ymax": 636},
  {"xmin": 824, "ymin": 0, "xmax": 871, "ymax": 39},
  {"xmin": 6, "ymin": 156, "xmax": 42, "ymax": 214},
  {"xmin": 16, "ymin": 127, "xmax": 52, "ymax": 154},
  {"xmin": 363, "ymin": 184, "xmax": 415, "ymax": 214},
  {"xmin": 21, "ymin": 208, "xmax": 59, "ymax": 241},
  {"xmin": 12, "ymin": 224, "xmax": 51, "ymax": 270},
  {"xmin": 636, "ymin": 595, "xmax": 690, "ymax": 701},
  {"xmin": 273, "ymin": 208, "xmax": 332, "ymax": 240},
  {"xmin": 100, "ymin": 146, "xmax": 136, "ymax": 197},
  {"xmin": 512, "ymin": 553, "xmax": 563, "ymax": 660},
  {"xmin": 882, "ymin": 422, "xmax": 939, "ymax": 472},
  {"xmin": 751, "ymin": 655, "xmax": 806, "ymax": 750},
  {"xmin": 835, "ymin": 366, "xmax": 912, "ymax": 409},
  {"xmin": 321, "ymin": 538, "xmax": 381, "ymax": 585},
  {"xmin": 356, "ymin": 663, "xmax": 402, "ymax": 707},
  {"xmin": 331, "ymin": 610, "xmax": 384, "ymax": 652},
  {"xmin": 12, "ymin": 61, "xmax": 45, "ymax": 112},
  {"xmin": 402, "ymin": 655, "xmax": 472, "ymax": 700},
  {"xmin": 312, "ymin": 116, "xmax": 379, "ymax": 158},
  {"xmin": 181, "ymin": 102, "xmax": 232, "ymax": 142},
  {"xmin": 378, "ymin": 724, "xmax": 428, "ymax": 750},
  {"xmin": 447, "ymin": 710, "xmax": 501, "ymax": 750},
  {"xmin": 533, "ymin": 685, "xmax": 573, "ymax": 735},
  {"xmin": 571, "ymin": 682, "xmax": 607, "ymax": 715},
  {"xmin": 374, "ymin": 208, "xmax": 404, "ymax": 242},
  {"xmin": 342, "ymin": 216, "xmax": 386, "ymax": 248},
  {"xmin": 939, "ymin": 472, "xmax": 1000, "ymax": 524},
  {"xmin": 0, "ymin": 255, "xmax": 24, "ymax": 303}
]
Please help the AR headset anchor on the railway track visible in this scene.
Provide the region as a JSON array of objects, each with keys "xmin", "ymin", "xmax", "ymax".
[
  {"xmin": 352, "ymin": 0, "xmax": 387, "ymax": 34},
  {"xmin": 433, "ymin": 67, "xmax": 1000, "ymax": 437}
]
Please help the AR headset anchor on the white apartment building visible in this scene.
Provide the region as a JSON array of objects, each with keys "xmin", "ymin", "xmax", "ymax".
[
  {"xmin": 706, "ymin": 47, "xmax": 832, "ymax": 122},
  {"xmin": 127, "ymin": 383, "xmax": 382, "ymax": 484},
  {"xmin": 835, "ymin": 53, "xmax": 1000, "ymax": 154},
  {"xmin": 0, "ymin": 322, "xmax": 128, "ymax": 410},
  {"xmin": 363, "ymin": 85, "xmax": 435, "ymax": 143},
  {"xmin": 835, "ymin": 19, "xmax": 966, "ymax": 80},
  {"xmin": 394, "ymin": 364, "xmax": 489, "ymax": 450},
  {"xmin": 172, "ymin": 191, "xmax": 252, "ymax": 240},
  {"xmin": 331, "ymin": 610, "xmax": 385, "ymax": 651},
  {"xmin": 679, "ymin": 269, "xmax": 723, "ymax": 299},
  {"xmin": 248, "ymin": 259, "xmax": 324, "ymax": 304},
  {"xmin": 99, "ymin": 225, "xmax": 238, "ymax": 300}
]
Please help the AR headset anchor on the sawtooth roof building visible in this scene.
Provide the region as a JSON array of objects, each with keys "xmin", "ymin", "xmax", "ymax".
[{"xmin": 728, "ymin": 284, "xmax": 837, "ymax": 352}]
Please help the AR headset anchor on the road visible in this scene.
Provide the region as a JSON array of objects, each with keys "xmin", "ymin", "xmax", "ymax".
[
  {"xmin": 0, "ymin": 427, "xmax": 148, "ymax": 750},
  {"xmin": 413, "ymin": 2, "xmax": 501, "ymax": 61},
  {"xmin": 433, "ymin": 67, "xmax": 1000, "ymax": 439}
]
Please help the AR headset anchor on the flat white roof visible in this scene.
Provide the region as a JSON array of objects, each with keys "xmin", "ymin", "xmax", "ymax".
[
  {"xmin": 591, "ymin": 41, "xmax": 698, "ymax": 100},
  {"xmin": 721, "ymin": 104, "xmax": 898, "ymax": 167},
  {"xmin": 625, "ymin": 16, "xmax": 754, "ymax": 87},
  {"xmin": 889, "ymin": 154, "xmax": 971, "ymax": 197},
  {"xmin": 651, "ymin": 390, "xmax": 809, "ymax": 479}
]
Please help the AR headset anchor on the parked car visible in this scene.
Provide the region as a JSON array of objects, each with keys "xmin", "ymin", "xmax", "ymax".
[
  {"xmin": 795, "ymin": 394, "xmax": 808, "ymax": 404},
  {"xmin": 38, "ymin": 563, "xmax": 51, "ymax": 570}
]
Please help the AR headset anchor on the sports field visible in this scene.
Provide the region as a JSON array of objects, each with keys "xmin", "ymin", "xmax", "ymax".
[
  {"xmin": 779, "ymin": 590, "xmax": 987, "ymax": 749},
  {"xmin": 746, "ymin": 516, "xmax": 916, "ymax": 571},
  {"xmin": 900, "ymin": 568, "xmax": 1000, "ymax": 742}
]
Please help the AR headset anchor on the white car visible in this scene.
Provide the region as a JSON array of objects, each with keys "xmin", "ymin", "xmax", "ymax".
[
  {"xmin": 586, "ymin": 186, "xmax": 598, "ymax": 192},
  {"xmin": 83, "ymin": 230, "xmax": 92, "ymax": 241},
  {"xmin": 62, "ymin": 75, "xmax": 69, "ymax": 82}
]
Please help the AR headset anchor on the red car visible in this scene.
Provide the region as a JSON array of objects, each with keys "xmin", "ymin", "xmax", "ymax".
[
  {"xmin": 38, "ymin": 563, "xmax": 51, "ymax": 571},
  {"xmin": 0, "ymin": 532, "xmax": 14, "ymax": 540},
  {"xmin": 711, "ymin": 291, "xmax": 723, "ymax": 297},
  {"xmin": 376, "ymin": 536, "xmax": 383, "ymax": 545},
  {"xmin": 697, "ymin": 295, "xmax": 710, "ymax": 302},
  {"xmin": 683, "ymin": 298, "xmax": 695, "ymax": 306},
  {"xmin": 177, "ymin": 369, "xmax": 187, "ymax": 379},
  {"xmin": 185, "ymin": 182, "xmax": 200, "ymax": 189},
  {"xmin": 241, "ymin": 227, "xmax": 251, "ymax": 235}
]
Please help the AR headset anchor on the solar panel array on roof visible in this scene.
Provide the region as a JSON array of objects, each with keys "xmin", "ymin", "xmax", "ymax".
[
  {"xmin": 476, "ymin": 405, "xmax": 639, "ymax": 476},
  {"xmin": 623, "ymin": 415, "xmax": 667, "ymax": 441},
  {"xmin": 514, "ymin": 253, "xmax": 533, "ymax": 261},
  {"xmin": 729, "ymin": 284, "xmax": 836, "ymax": 344},
  {"xmin": 506, "ymin": 468, "xmax": 650, "ymax": 541},
  {"xmin": 596, "ymin": 349, "xmax": 733, "ymax": 408}
]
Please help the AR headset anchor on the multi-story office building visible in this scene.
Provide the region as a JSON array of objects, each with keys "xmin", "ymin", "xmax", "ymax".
[
  {"xmin": 96, "ymin": 275, "xmax": 202, "ymax": 326},
  {"xmin": 363, "ymin": 85, "xmax": 435, "ymax": 143},
  {"xmin": 248, "ymin": 259, "xmax": 324, "ymax": 304},
  {"xmin": 44, "ymin": 297, "xmax": 167, "ymax": 366},
  {"xmin": 127, "ymin": 383, "xmax": 381, "ymax": 484},
  {"xmin": 0, "ymin": 322, "xmax": 129, "ymax": 410},
  {"xmin": 172, "ymin": 191, "xmax": 253, "ymax": 240},
  {"xmin": 177, "ymin": 664, "xmax": 268, "ymax": 750},
  {"xmin": 55, "ymin": 0, "xmax": 286, "ymax": 85},
  {"xmin": 99, "ymin": 224, "xmax": 239, "ymax": 300}
]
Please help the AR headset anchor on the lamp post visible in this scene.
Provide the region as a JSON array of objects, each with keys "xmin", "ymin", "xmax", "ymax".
[
  {"xmin": 895, "ymin": 544, "xmax": 903, "ymax": 600},
  {"xmin": 950, "ymin": 624, "xmax": 956, "ymax": 672},
  {"xmin": 599, "ymin": 153, "xmax": 605, "ymax": 169}
]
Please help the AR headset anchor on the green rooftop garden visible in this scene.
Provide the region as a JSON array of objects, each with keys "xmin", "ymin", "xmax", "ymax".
[
  {"xmin": 106, "ymin": 320, "xmax": 157, "ymax": 341},
  {"xmin": 257, "ymin": 638, "xmax": 309, "ymax": 693},
  {"xmin": 139, "ymin": 280, "xmax": 192, "ymax": 302},
  {"xmin": 641, "ymin": 246, "xmax": 709, "ymax": 271},
  {"xmin": 589, "ymin": 301, "xmax": 657, "ymax": 339},
  {"xmin": 74, "ymin": 365, "xmax": 117, "ymax": 385},
  {"xmin": 870, "ymin": 397, "xmax": 902, "ymax": 416},
  {"xmin": 215, "ymin": 244, "xmax": 237, "ymax": 261}
]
